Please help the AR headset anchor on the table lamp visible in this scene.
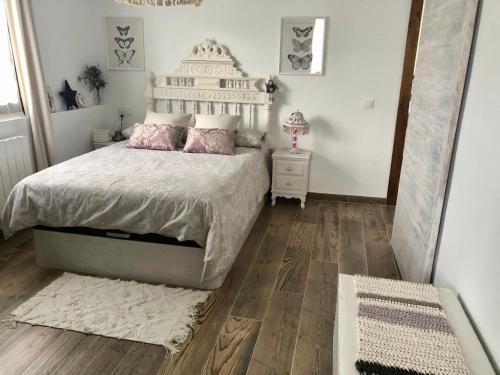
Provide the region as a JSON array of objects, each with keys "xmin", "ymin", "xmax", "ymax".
[{"xmin": 283, "ymin": 110, "xmax": 310, "ymax": 153}]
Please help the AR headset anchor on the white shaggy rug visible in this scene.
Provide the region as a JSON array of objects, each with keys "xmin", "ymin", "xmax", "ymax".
[{"xmin": 4, "ymin": 273, "xmax": 211, "ymax": 352}]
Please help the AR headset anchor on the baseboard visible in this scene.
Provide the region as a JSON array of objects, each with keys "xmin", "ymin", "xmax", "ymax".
[{"xmin": 308, "ymin": 192, "xmax": 387, "ymax": 205}]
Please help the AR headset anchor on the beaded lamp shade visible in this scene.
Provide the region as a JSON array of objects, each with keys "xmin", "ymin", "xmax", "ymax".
[
  {"xmin": 115, "ymin": 0, "xmax": 203, "ymax": 6},
  {"xmin": 283, "ymin": 110, "xmax": 310, "ymax": 153}
]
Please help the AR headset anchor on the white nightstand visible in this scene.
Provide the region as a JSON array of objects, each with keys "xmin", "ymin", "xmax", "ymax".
[
  {"xmin": 93, "ymin": 141, "xmax": 116, "ymax": 150},
  {"xmin": 271, "ymin": 148, "xmax": 312, "ymax": 209}
]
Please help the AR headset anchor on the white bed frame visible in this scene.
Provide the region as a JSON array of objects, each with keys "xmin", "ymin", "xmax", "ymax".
[
  {"xmin": 35, "ymin": 40, "xmax": 275, "ymax": 290},
  {"xmin": 145, "ymin": 39, "xmax": 274, "ymax": 130}
]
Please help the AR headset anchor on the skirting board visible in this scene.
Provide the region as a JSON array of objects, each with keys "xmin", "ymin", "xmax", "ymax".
[
  {"xmin": 308, "ymin": 192, "xmax": 388, "ymax": 205},
  {"xmin": 34, "ymin": 197, "xmax": 265, "ymax": 290}
]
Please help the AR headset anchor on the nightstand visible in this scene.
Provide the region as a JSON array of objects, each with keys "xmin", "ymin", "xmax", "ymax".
[
  {"xmin": 93, "ymin": 141, "xmax": 116, "ymax": 150},
  {"xmin": 271, "ymin": 148, "xmax": 312, "ymax": 209}
]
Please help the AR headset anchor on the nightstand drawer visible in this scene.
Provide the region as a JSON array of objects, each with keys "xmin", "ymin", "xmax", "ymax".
[
  {"xmin": 273, "ymin": 175, "xmax": 307, "ymax": 191},
  {"xmin": 275, "ymin": 160, "xmax": 307, "ymax": 176}
]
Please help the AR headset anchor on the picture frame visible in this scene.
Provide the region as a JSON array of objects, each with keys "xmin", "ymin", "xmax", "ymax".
[
  {"xmin": 105, "ymin": 17, "xmax": 145, "ymax": 71},
  {"xmin": 279, "ymin": 17, "xmax": 327, "ymax": 76},
  {"xmin": 76, "ymin": 93, "xmax": 88, "ymax": 109}
]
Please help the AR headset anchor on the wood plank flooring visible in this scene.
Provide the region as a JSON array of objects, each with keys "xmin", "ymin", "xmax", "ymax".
[{"xmin": 0, "ymin": 200, "xmax": 397, "ymax": 375}]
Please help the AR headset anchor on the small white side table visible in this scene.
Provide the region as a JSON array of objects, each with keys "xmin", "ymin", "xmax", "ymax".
[{"xmin": 271, "ymin": 148, "xmax": 312, "ymax": 209}]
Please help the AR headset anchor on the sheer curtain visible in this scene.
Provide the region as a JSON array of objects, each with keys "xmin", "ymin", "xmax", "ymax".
[
  {"xmin": 0, "ymin": 0, "xmax": 22, "ymax": 115},
  {"xmin": 4, "ymin": 0, "xmax": 56, "ymax": 170}
]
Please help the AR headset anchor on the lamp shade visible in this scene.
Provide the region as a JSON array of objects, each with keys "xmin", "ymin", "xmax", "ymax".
[{"xmin": 283, "ymin": 110, "xmax": 310, "ymax": 135}]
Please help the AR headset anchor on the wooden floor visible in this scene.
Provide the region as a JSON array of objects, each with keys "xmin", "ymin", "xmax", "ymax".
[{"xmin": 0, "ymin": 199, "xmax": 397, "ymax": 375}]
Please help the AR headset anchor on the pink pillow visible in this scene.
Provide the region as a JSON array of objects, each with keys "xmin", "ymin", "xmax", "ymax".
[
  {"xmin": 183, "ymin": 128, "xmax": 235, "ymax": 155},
  {"xmin": 127, "ymin": 123, "xmax": 181, "ymax": 151}
]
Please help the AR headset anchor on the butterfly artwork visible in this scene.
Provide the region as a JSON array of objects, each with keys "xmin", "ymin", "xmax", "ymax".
[
  {"xmin": 116, "ymin": 26, "xmax": 130, "ymax": 37},
  {"xmin": 107, "ymin": 18, "xmax": 144, "ymax": 70},
  {"xmin": 288, "ymin": 54, "xmax": 313, "ymax": 71},
  {"xmin": 114, "ymin": 37, "xmax": 134, "ymax": 49},
  {"xmin": 281, "ymin": 18, "xmax": 325, "ymax": 75},
  {"xmin": 292, "ymin": 26, "xmax": 313, "ymax": 38},
  {"xmin": 114, "ymin": 49, "xmax": 136, "ymax": 66},
  {"xmin": 292, "ymin": 38, "xmax": 312, "ymax": 53}
]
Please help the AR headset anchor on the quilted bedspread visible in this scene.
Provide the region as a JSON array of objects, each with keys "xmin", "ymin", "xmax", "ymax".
[{"xmin": 1, "ymin": 142, "xmax": 270, "ymax": 287}]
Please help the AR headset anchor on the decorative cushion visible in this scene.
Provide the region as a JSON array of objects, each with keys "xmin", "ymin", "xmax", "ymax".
[
  {"xmin": 123, "ymin": 112, "xmax": 193, "ymax": 140},
  {"xmin": 146, "ymin": 111, "xmax": 194, "ymax": 147},
  {"xmin": 235, "ymin": 129, "xmax": 266, "ymax": 148},
  {"xmin": 194, "ymin": 114, "xmax": 241, "ymax": 130},
  {"xmin": 183, "ymin": 128, "xmax": 235, "ymax": 155},
  {"xmin": 127, "ymin": 123, "xmax": 181, "ymax": 151}
]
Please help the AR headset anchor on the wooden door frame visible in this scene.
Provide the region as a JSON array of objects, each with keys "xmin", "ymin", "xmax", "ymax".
[{"xmin": 387, "ymin": 0, "xmax": 424, "ymax": 206}]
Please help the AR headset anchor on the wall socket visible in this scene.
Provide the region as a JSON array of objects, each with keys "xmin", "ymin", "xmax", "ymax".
[{"xmin": 362, "ymin": 98, "xmax": 376, "ymax": 110}]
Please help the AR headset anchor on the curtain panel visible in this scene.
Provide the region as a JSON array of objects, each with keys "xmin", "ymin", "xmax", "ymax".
[
  {"xmin": 5, "ymin": 0, "xmax": 56, "ymax": 170},
  {"xmin": 0, "ymin": 0, "xmax": 22, "ymax": 116}
]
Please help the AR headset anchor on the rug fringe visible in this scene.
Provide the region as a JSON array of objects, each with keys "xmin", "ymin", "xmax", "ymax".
[
  {"xmin": 1, "ymin": 315, "xmax": 20, "ymax": 329},
  {"xmin": 162, "ymin": 293, "xmax": 211, "ymax": 354}
]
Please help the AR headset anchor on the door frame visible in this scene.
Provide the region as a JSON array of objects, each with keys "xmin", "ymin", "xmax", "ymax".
[{"xmin": 387, "ymin": 0, "xmax": 424, "ymax": 206}]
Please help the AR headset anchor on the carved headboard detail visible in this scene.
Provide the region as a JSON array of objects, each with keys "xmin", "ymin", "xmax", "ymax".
[{"xmin": 145, "ymin": 39, "xmax": 275, "ymax": 133}]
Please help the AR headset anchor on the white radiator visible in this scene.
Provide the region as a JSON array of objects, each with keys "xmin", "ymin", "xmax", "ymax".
[{"xmin": 0, "ymin": 136, "xmax": 34, "ymax": 211}]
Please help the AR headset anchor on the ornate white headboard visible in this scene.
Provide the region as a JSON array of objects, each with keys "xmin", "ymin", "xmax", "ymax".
[{"xmin": 145, "ymin": 39, "xmax": 275, "ymax": 134}]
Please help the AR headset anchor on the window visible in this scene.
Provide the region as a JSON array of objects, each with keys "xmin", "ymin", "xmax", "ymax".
[{"xmin": 0, "ymin": 0, "xmax": 22, "ymax": 116}]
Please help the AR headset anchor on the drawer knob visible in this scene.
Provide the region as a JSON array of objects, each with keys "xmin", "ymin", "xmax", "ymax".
[
  {"xmin": 286, "ymin": 181, "xmax": 292, "ymax": 187},
  {"xmin": 286, "ymin": 167, "xmax": 293, "ymax": 172}
]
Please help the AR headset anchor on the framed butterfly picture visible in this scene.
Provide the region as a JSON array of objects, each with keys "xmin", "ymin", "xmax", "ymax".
[
  {"xmin": 280, "ymin": 17, "xmax": 326, "ymax": 75},
  {"xmin": 106, "ymin": 17, "xmax": 145, "ymax": 71}
]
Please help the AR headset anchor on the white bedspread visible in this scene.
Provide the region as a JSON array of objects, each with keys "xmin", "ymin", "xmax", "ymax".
[{"xmin": 1, "ymin": 142, "xmax": 270, "ymax": 286}]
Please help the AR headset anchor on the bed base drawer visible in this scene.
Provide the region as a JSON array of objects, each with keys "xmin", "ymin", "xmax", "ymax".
[
  {"xmin": 34, "ymin": 226, "xmax": 201, "ymax": 248},
  {"xmin": 34, "ymin": 229, "xmax": 210, "ymax": 289},
  {"xmin": 32, "ymin": 195, "xmax": 266, "ymax": 290}
]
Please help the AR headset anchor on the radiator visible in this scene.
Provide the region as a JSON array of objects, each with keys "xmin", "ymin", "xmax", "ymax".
[{"xmin": 0, "ymin": 136, "xmax": 34, "ymax": 211}]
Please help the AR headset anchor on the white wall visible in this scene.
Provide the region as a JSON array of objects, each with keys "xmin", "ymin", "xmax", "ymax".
[
  {"xmin": 88, "ymin": 0, "xmax": 410, "ymax": 197},
  {"xmin": 31, "ymin": 0, "xmax": 105, "ymax": 111},
  {"xmin": 433, "ymin": 0, "xmax": 500, "ymax": 370},
  {"xmin": 30, "ymin": 0, "xmax": 108, "ymax": 163},
  {"xmin": 51, "ymin": 105, "xmax": 103, "ymax": 163}
]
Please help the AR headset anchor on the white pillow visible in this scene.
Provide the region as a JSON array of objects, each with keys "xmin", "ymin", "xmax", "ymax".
[
  {"xmin": 195, "ymin": 114, "xmax": 240, "ymax": 130},
  {"xmin": 144, "ymin": 111, "xmax": 192, "ymax": 127},
  {"xmin": 235, "ymin": 129, "xmax": 266, "ymax": 148}
]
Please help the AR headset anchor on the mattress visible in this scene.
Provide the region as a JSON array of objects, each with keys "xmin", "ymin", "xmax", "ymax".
[{"xmin": 1, "ymin": 142, "xmax": 270, "ymax": 285}]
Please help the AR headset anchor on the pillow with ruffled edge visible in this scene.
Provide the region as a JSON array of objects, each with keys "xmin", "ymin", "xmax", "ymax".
[
  {"xmin": 183, "ymin": 128, "xmax": 235, "ymax": 155},
  {"xmin": 124, "ymin": 111, "xmax": 193, "ymax": 146},
  {"xmin": 127, "ymin": 123, "xmax": 182, "ymax": 151}
]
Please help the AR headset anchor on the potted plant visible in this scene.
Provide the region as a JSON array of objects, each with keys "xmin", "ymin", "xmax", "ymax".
[{"xmin": 78, "ymin": 65, "xmax": 107, "ymax": 104}]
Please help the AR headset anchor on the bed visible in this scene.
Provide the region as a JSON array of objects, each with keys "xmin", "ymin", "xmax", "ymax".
[{"xmin": 1, "ymin": 40, "xmax": 276, "ymax": 290}]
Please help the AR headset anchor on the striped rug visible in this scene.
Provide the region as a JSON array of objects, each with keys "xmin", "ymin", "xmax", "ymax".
[{"xmin": 354, "ymin": 275, "xmax": 469, "ymax": 375}]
